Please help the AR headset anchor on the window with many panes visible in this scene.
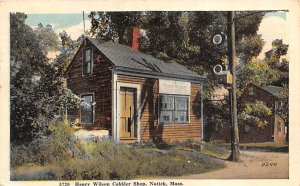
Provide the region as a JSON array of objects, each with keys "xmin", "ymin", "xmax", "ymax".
[
  {"xmin": 83, "ymin": 48, "xmax": 92, "ymax": 75},
  {"xmin": 159, "ymin": 95, "xmax": 189, "ymax": 124},
  {"xmin": 81, "ymin": 94, "xmax": 94, "ymax": 124}
]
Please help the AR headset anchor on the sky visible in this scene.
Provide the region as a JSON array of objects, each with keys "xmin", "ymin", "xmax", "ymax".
[
  {"xmin": 257, "ymin": 11, "xmax": 287, "ymax": 59},
  {"xmin": 26, "ymin": 12, "xmax": 91, "ymax": 40},
  {"xmin": 25, "ymin": 11, "xmax": 288, "ymax": 59}
]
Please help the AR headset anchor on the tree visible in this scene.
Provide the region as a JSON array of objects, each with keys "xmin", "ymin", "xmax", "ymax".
[
  {"xmin": 10, "ymin": 12, "xmax": 80, "ymax": 144},
  {"xmin": 88, "ymin": 11, "xmax": 264, "ymax": 93},
  {"xmin": 236, "ymin": 39, "xmax": 289, "ymax": 142},
  {"xmin": 33, "ymin": 23, "xmax": 60, "ymax": 53},
  {"xmin": 87, "ymin": 11, "xmax": 266, "ymax": 159},
  {"xmin": 265, "ymin": 39, "xmax": 289, "ymax": 142}
]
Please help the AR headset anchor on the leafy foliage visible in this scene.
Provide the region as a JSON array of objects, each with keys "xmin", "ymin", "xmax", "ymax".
[
  {"xmin": 203, "ymin": 97, "xmax": 230, "ymax": 141},
  {"xmin": 10, "ymin": 12, "xmax": 81, "ymax": 144},
  {"xmin": 237, "ymin": 39, "xmax": 289, "ymax": 133},
  {"xmin": 239, "ymin": 101, "xmax": 272, "ymax": 128},
  {"xmin": 236, "ymin": 58, "xmax": 281, "ymax": 96},
  {"xmin": 33, "ymin": 23, "xmax": 60, "ymax": 52}
]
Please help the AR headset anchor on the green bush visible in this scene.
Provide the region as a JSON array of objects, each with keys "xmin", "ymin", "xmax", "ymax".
[
  {"xmin": 11, "ymin": 120, "xmax": 80, "ymax": 167},
  {"xmin": 10, "ymin": 137, "xmax": 51, "ymax": 167},
  {"xmin": 45, "ymin": 121, "xmax": 77, "ymax": 163},
  {"xmin": 11, "ymin": 144, "xmax": 37, "ymax": 167}
]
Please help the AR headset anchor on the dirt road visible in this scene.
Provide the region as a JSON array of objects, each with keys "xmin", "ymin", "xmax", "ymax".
[{"xmin": 176, "ymin": 150, "xmax": 289, "ymax": 179}]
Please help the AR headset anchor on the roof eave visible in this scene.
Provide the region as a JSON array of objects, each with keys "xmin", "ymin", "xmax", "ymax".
[{"xmin": 114, "ymin": 66, "xmax": 206, "ymax": 83}]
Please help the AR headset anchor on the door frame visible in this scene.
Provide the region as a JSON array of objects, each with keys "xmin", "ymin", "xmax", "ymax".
[{"xmin": 115, "ymin": 82, "xmax": 141, "ymax": 142}]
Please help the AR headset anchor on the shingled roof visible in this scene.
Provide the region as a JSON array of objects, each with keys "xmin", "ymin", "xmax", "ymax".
[
  {"xmin": 87, "ymin": 37, "xmax": 204, "ymax": 81},
  {"xmin": 261, "ymin": 85, "xmax": 284, "ymax": 98}
]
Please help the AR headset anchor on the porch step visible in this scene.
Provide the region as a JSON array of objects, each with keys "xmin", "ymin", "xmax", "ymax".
[{"xmin": 120, "ymin": 138, "xmax": 137, "ymax": 144}]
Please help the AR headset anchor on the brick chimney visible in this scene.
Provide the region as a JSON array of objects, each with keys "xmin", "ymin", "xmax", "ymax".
[{"xmin": 128, "ymin": 27, "xmax": 140, "ymax": 50}]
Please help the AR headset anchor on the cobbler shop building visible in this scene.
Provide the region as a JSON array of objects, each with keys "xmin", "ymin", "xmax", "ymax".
[{"xmin": 66, "ymin": 30, "xmax": 205, "ymax": 143}]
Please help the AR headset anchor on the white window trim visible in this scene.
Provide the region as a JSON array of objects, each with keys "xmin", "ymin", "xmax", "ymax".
[
  {"xmin": 80, "ymin": 93, "xmax": 95, "ymax": 124},
  {"xmin": 82, "ymin": 47, "xmax": 93, "ymax": 76},
  {"xmin": 112, "ymin": 70, "xmax": 117, "ymax": 141},
  {"xmin": 158, "ymin": 94, "xmax": 190, "ymax": 125}
]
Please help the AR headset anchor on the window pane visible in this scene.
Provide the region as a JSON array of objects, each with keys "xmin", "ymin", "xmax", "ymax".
[
  {"xmin": 160, "ymin": 110, "xmax": 173, "ymax": 123},
  {"xmin": 85, "ymin": 49, "xmax": 91, "ymax": 62},
  {"xmin": 278, "ymin": 121, "xmax": 282, "ymax": 134},
  {"xmin": 86, "ymin": 61, "xmax": 91, "ymax": 74},
  {"xmin": 175, "ymin": 97, "xmax": 188, "ymax": 110},
  {"xmin": 160, "ymin": 95, "xmax": 174, "ymax": 110},
  {"xmin": 81, "ymin": 95, "xmax": 93, "ymax": 123},
  {"xmin": 174, "ymin": 110, "xmax": 188, "ymax": 122}
]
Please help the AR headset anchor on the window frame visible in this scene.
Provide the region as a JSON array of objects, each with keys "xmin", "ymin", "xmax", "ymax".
[
  {"xmin": 80, "ymin": 93, "xmax": 95, "ymax": 124},
  {"xmin": 82, "ymin": 47, "xmax": 93, "ymax": 76},
  {"xmin": 158, "ymin": 94, "xmax": 190, "ymax": 124}
]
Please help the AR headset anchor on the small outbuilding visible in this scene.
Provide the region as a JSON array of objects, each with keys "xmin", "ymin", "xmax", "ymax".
[
  {"xmin": 66, "ymin": 29, "xmax": 205, "ymax": 143},
  {"xmin": 214, "ymin": 83, "xmax": 287, "ymax": 143}
]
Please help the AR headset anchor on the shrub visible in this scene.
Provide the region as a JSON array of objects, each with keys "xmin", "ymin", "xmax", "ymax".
[
  {"xmin": 45, "ymin": 121, "xmax": 77, "ymax": 163},
  {"xmin": 11, "ymin": 144, "xmax": 37, "ymax": 167},
  {"xmin": 56, "ymin": 157, "xmax": 110, "ymax": 180},
  {"xmin": 11, "ymin": 120, "xmax": 80, "ymax": 167},
  {"xmin": 11, "ymin": 136, "xmax": 225, "ymax": 180},
  {"xmin": 11, "ymin": 137, "xmax": 51, "ymax": 167}
]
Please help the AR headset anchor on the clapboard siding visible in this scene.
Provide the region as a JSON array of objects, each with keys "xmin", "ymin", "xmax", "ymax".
[
  {"xmin": 67, "ymin": 39, "xmax": 113, "ymax": 130},
  {"xmin": 117, "ymin": 75, "xmax": 202, "ymax": 142}
]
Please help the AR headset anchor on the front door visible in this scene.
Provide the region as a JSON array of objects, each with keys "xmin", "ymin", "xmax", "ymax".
[{"xmin": 119, "ymin": 87, "xmax": 136, "ymax": 139}]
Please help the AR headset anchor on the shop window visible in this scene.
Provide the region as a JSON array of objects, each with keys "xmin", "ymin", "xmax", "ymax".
[{"xmin": 159, "ymin": 95, "xmax": 189, "ymax": 124}]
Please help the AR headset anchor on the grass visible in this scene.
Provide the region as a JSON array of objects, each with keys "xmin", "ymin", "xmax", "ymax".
[
  {"xmin": 11, "ymin": 164, "xmax": 58, "ymax": 180},
  {"xmin": 217, "ymin": 142, "xmax": 289, "ymax": 152},
  {"xmin": 174, "ymin": 141, "xmax": 231, "ymax": 159},
  {"xmin": 240, "ymin": 142, "xmax": 288, "ymax": 148},
  {"xmin": 200, "ymin": 143, "xmax": 231, "ymax": 159}
]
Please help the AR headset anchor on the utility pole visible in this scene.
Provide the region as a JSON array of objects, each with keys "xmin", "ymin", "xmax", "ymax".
[
  {"xmin": 83, "ymin": 11, "xmax": 86, "ymax": 34},
  {"xmin": 227, "ymin": 11, "xmax": 240, "ymax": 161}
]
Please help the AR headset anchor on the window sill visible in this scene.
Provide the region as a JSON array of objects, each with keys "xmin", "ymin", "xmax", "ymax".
[
  {"xmin": 80, "ymin": 122, "xmax": 94, "ymax": 125},
  {"xmin": 159, "ymin": 122, "xmax": 190, "ymax": 125},
  {"xmin": 82, "ymin": 73, "xmax": 94, "ymax": 77}
]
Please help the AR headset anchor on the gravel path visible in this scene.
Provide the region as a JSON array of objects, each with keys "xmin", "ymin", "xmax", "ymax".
[{"xmin": 175, "ymin": 150, "xmax": 289, "ymax": 179}]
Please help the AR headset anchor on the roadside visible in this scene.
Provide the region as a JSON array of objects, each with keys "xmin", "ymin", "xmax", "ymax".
[
  {"xmin": 174, "ymin": 150, "xmax": 289, "ymax": 179},
  {"xmin": 218, "ymin": 142, "xmax": 289, "ymax": 152}
]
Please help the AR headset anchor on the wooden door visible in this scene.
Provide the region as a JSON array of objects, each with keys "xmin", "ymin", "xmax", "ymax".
[{"xmin": 120, "ymin": 87, "xmax": 136, "ymax": 139}]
